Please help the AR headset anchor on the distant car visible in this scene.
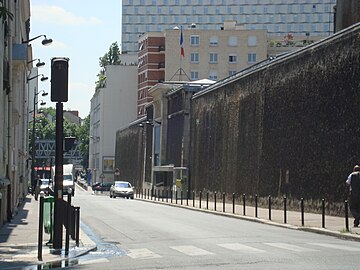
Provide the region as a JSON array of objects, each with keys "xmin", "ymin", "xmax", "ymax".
[
  {"xmin": 92, "ymin": 182, "xmax": 112, "ymax": 192},
  {"xmin": 110, "ymin": 181, "xmax": 134, "ymax": 199},
  {"xmin": 39, "ymin": 179, "xmax": 52, "ymax": 195}
]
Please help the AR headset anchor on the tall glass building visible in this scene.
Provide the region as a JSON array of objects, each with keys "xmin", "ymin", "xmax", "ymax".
[{"xmin": 122, "ymin": 0, "xmax": 336, "ymax": 53}]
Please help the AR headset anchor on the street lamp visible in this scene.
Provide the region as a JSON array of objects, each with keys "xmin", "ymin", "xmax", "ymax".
[
  {"xmin": 27, "ymin": 59, "xmax": 45, "ymax": 68},
  {"xmin": 22, "ymin": 34, "xmax": 53, "ymax": 46},
  {"xmin": 27, "ymin": 74, "xmax": 48, "ymax": 82}
]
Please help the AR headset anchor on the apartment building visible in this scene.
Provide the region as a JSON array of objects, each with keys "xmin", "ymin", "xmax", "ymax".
[{"xmin": 122, "ymin": 0, "xmax": 336, "ymax": 54}]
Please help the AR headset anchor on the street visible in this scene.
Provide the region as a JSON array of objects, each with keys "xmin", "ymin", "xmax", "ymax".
[{"xmin": 70, "ymin": 187, "xmax": 360, "ymax": 270}]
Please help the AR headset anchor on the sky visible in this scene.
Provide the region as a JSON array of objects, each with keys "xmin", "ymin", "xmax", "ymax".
[{"xmin": 30, "ymin": 0, "xmax": 121, "ymax": 119}]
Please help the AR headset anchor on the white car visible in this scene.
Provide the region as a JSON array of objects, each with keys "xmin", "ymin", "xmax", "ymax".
[{"xmin": 110, "ymin": 181, "xmax": 134, "ymax": 199}]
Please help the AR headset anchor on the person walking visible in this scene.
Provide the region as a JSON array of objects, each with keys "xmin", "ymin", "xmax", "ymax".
[{"xmin": 346, "ymin": 165, "xmax": 360, "ymax": 227}]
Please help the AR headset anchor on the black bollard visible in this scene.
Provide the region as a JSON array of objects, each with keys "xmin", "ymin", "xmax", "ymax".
[
  {"xmin": 345, "ymin": 200, "xmax": 349, "ymax": 232},
  {"xmin": 242, "ymin": 194, "xmax": 246, "ymax": 216},
  {"xmin": 283, "ymin": 196, "xmax": 287, "ymax": 224},
  {"xmin": 232, "ymin": 193, "xmax": 235, "ymax": 214},
  {"xmin": 170, "ymin": 189, "xmax": 173, "ymax": 203},
  {"xmin": 255, "ymin": 194, "xmax": 258, "ymax": 218},
  {"xmin": 199, "ymin": 191, "xmax": 202, "ymax": 209},
  {"xmin": 223, "ymin": 192, "xmax": 225, "ymax": 212},
  {"xmin": 214, "ymin": 192, "xmax": 217, "ymax": 211},
  {"xmin": 322, "ymin": 198, "xmax": 325, "ymax": 228},
  {"xmin": 176, "ymin": 190, "xmax": 178, "ymax": 204},
  {"xmin": 301, "ymin": 198, "xmax": 304, "ymax": 226},
  {"xmin": 187, "ymin": 190, "xmax": 189, "ymax": 206},
  {"xmin": 193, "ymin": 191, "xmax": 195, "ymax": 207},
  {"xmin": 268, "ymin": 195, "xmax": 272, "ymax": 220},
  {"xmin": 181, "ymin": 190, "xmax": 183, "ymax": 205},
  {"xmin": 75, "ymin": 207, "xmax": 80, "ymax": 247},
  {"xmin": 166, "ymin": 189, "xmax": 168, "ymax": 203},
  {"xmin": 38, "ymin": 195, "xmax": 44, "ymax": 261}
]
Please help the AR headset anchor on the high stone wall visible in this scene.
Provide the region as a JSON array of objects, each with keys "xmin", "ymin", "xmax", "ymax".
[{"xmin": 190, "ymin": 23, "xmax": 360, "ymax": 201}]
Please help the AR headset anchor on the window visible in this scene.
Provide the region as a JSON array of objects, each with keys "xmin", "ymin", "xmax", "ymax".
[
  {"xmin": 190, "ymin": 35, "xmax": 200, "ymax": 46},
  {"xmin": 209, "ymin": 53, "xmax": 218, "ymax": 63},
  {"xmin": 248, "ymin": 53, "xmax": 257, "ymax": 63},
  {"xmin": 228, "ymin": 36, "xmax": 237, "ymax": 46},
  {"xmin": 229, "ymin": 70, "xmax": 237, "ymax": 76},
  {"xmin": 248, "ymin": 36, "xmax": 257, "ymax": 46},
  {"xmin": 190, "ymin": 53, "xmax": 199, "ymax": 63},
  {"xmin": 209, "ymin": 70, "xmax": 218, "ymax": 80},
  {"xmin": 209, "ymin": 36, "xmax": 218, "ymax": 46},
  {"xmin": 191, "ymin": 71, "xmax": 199, "ymax": 80},
  {"xmin": 229, "ymin": 54, "xmax": 237, "ymax": 63}
]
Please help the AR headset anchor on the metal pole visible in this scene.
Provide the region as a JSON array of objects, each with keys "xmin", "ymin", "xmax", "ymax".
[
  {"xmin": 345, "ymin": 200, "xmax": 349, "ymax": 232},
  {"xmin": 283, "ymin": 196, "xmax": 287, "ymax": 224},
  {"xmin": 31, "ymin": 92, "xmax": 36, "ymax": 193},
  {"xmin": 301, "ymin": 198, "xmax": 304, "ymax": 226},
  {"xmin": 75, "ymin": 207, "xmax": 80, "ymax": 247},
  {"xmin": 223, "ymin": 192, "xmax": 225, "ymax": 212},
  {"xmin": 199, "ymin": 191, "xmax": 202, "ymax": 209},
  {"xmin": 242, "ymin": 193, "xmax": 246, "ymax": 215},
  {"xmin": 255, "ymin": 194, "xmax": 258, "ymax": 218},
  {"xmin": 53, "ymin": 102, "xmax": 64, "ymax": 250},
  {"xmin": 38, "ymin": 194, "xmax": 44, "ymax": 261},
  {"xmin": 214, "ymin": 192, "xmax": 217, "ymax": 211},
  {"xmin": 232, "ymin": 193, "xmax": 235, "ymax": 214},
  {"xmin": 206, "ymin": 192, "xmax": 209, "ymax": 209},
  {"xmin": 268, "ymin": 195, "xmax": 272, "ymax": 220},
  {"xmin": 65, "ymin": 193, "xmax": 72, "ymax": 255},
  {"xmin": 322, "ymin": 198, "xmax": 325, "ymax": 228}
]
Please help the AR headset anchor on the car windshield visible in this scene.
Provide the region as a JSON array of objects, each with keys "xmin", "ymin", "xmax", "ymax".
[
  {"xmin": 115, "ymin": 182, "xmax": 131, "ymax": 188},
  {"xmin": 63, "ymin": 175, "xmax": 72, "ymax": 180},
  {"xmin": 40, "ymin": 179, "xmax": 49, "ymax": 186}
]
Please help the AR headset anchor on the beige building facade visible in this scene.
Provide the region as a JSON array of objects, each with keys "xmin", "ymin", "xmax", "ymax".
[{"xmin": 164, "ymin": 22, "xmax": 268, "ymax": 81}]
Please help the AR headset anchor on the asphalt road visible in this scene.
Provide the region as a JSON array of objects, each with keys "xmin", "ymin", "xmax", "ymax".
[{"xmin": 70, "ymin": 188, "xmax": 360, "ymax": 270}]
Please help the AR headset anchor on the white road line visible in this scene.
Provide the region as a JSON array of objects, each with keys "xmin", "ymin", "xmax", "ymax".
[
  {"xmin": 217, "ymin": 243, "xmax": 266, "ymax": 253},
  {"xmin": 127, "ymin": 248, "xmax": 162, "ymax": 259},
  {"xmin": 264, "ymin": 243, "xmax": 317, "ymax": 252},
  {"xmin": 309, "ymin": 243, "xmax": 360, "ymax": 252},
  {"xmin": 170, "ymin": 245, "xmax": 214, "ymax": 256},
  {"xmin": 80, "ymin": 258, "xmax": 110, "ymax": 265}
]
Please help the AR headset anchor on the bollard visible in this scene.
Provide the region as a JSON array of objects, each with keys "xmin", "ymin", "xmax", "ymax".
[
  {"xmin": 255, "ymin": 194, "xmax": 258, "ymax": 218},
  {"xmin": 268, "ymin": 195, "xmax": 272, "ymax": 220},
  {"xmin": 322, "ymin": 198, "xmax": 325, "ymax": 228},
  {"xmin": 223, "ymin": 192, "xmax": 225, "ymax": 212},
  {"xmin": 181, "ymin": 190, "xmax": 183, "ymax": 205},
  {"xmin": 301, "ymin": 198, "xmax": 304, "ymax": 226},
  {"xmin": 176, "ymin": 190, "xmax": 178, "ymax": 204},
  {"xmin": 283, "ymin": 196, "xmax": 287, "ymax": 224},
  {"xmin": 232, "ymin": 193, "xmax": 235, "ymax": 214},
  {"xmin": 242, "ymin": 194, "xmax": 246, "ymax": 216},
  {"xmin": 38, "ymin": 193, "xmax": 45, "ymax": 261},
  {"xmin": 345, "ymin": 200, "xmax": 349, "ymax": 232},
  {"xmin": 193, "ymin": 191, "xmax": 195, "ymax": 207},
  {"xmin": 214, "ymin": 192, "xmax": 217, "ymax": 211},
  {"xmin": 162, "ymin": 190, "xmax": 164, "ymax": 202},
  {"xmin": 170, "ymin": 190, "xmax": 173, "ymax": 203},
  {"xmin": 166, "ymin": 190, "xmax": 168, "ymax": 203},
  {"xmin": 206, "ymin": 192, "xmax": 209, "ymax": 209},
  {"xmin": 199, "ymin": 191, "xmax": 202, "ymax": 209},
  {"xmin": 65, "ymin": 192, "xmax": 72, "ymax": 255},
  {"xmin": 75, "ymin": 207, "xmax": 80, "ymax": 247},
  {"xmin": 187, "ymin": 190, "xmax": 189, "ymax": 206}
]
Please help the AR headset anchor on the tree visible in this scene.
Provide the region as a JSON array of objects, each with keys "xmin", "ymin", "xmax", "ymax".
[
  {"xmin": 76, "ymin": 116, "xmax": 90, "ymax": 168},
  {"xmin": 95, "ymin": 42, "xmax": 121, "ymax": 90}
]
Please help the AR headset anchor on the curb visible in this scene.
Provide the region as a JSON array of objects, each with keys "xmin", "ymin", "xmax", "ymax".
[{"xmin": 135, "ymin": 197, "xmax": 360, "ymax": 242}]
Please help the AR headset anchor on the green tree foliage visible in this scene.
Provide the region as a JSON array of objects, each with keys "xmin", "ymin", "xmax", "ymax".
[
  {"xmin": 95, "ymin": 42, "xmax": 121, "ymax": 90},
  {"xmin": 29, "ymin": 107, "xmax": 90, "ymax": 167}
]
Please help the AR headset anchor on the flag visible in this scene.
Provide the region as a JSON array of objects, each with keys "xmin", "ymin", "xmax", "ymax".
[{"xmin": 180, "ymin": 27, "xmax": 184, "ymax": 58}]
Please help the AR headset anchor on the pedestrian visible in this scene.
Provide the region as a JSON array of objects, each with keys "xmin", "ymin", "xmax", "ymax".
[
  {"xmin": 34, "ymin": 175, "xmax": 42, "ymax": 201},
  {"xmin": 346, "ymin": 165, "xmax": 360, "ymax": 227}
]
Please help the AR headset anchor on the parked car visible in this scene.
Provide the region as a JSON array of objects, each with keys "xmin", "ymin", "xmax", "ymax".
[
  {"xmin": 110, "ymin": 181, "xmax": 134, "ymax": 199},
  {"xmin": 92, "ymin": 182, "xmax": 112, "ymax": 192}
]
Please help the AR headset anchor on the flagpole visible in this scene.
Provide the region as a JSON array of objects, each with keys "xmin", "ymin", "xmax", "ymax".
[{"xmin": 180, "ymin": 26, "xmax": 184, "ymax": 80}]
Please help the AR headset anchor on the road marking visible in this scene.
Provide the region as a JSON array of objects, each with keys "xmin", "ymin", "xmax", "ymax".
[
  {"xmin": 309, "ymin": 243, "xmax": 360, "ymax": 252},
  {"xmin": 264, "ymin": 243, "xmax": 317, "ymax": 252},
  {"xmin": 80, "ymin": 258, "xmax": 110, "ymax": 265},
  {"xmin": 170, "ymin": 245, "xmax": 214, "ymax": 256},
  {"xmin": 217, "ymin": 243, "xmax": 265, "ymax": 253},
  {"xmin": 127, "ymin": 248, "xmax": 162, "ymax": 259}
]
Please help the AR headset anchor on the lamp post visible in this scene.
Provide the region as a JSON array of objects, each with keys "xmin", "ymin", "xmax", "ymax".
[{"xmin": 28, "ymin": 72, "xmax": 48, "ymax": 192}]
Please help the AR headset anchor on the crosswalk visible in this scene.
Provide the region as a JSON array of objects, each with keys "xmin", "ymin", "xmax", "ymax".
[
  {"xmin": 78, "ymin": 241, "xmax": 360, "ymax": 266},
  {"xmin": 121, "ymin": 241, "xmax": 360, "ymax": 259}
]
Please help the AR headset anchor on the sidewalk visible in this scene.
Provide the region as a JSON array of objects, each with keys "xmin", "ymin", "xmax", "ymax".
[
  {"xmin": 138, "ymin": 195, "xmax": 360, "ymax": 241},
  {"xmin": 0, "ymin": 194, "xmax": 96, "ymax": 270}
]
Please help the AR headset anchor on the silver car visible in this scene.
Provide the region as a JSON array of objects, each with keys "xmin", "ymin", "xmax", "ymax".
[{"xmin": 110, "ymin": 181, "xmax": 134, "ymax": 199}]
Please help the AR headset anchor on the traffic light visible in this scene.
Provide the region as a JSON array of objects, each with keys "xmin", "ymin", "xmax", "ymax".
[{"xmin": 51, "ymin": 57, "xmax": 69, "ymax": 102}]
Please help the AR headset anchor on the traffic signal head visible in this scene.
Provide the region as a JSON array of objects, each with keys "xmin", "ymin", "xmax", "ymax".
[{"xmin": 51, "ymin": 57, "xmax": 69, "ymax": 102}]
